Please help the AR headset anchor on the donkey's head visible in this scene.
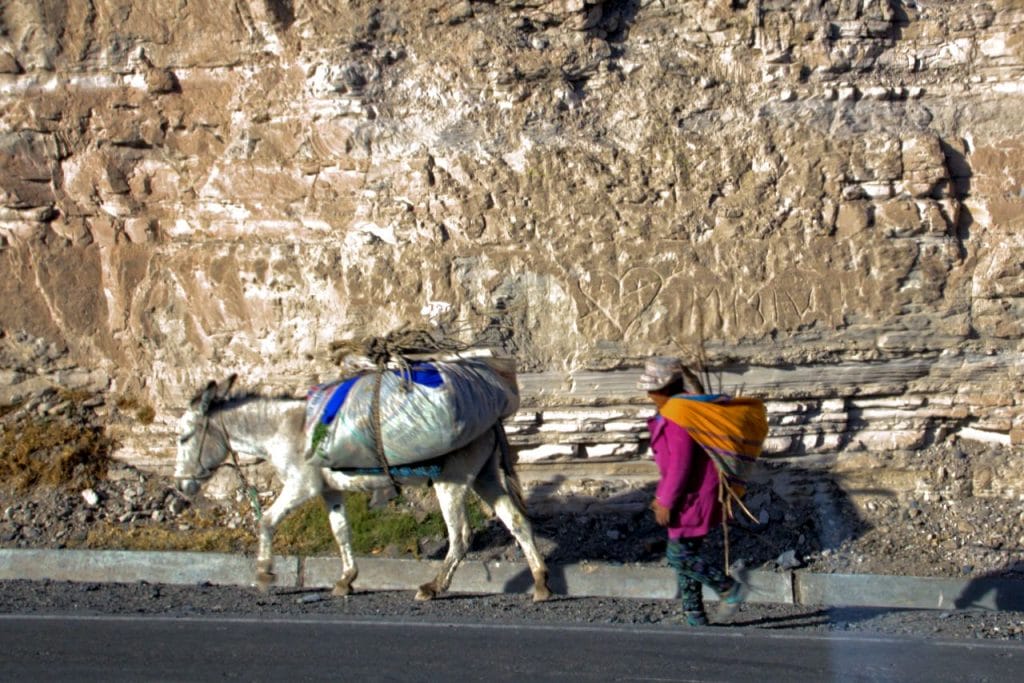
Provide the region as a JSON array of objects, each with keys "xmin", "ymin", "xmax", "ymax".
[{"xmin": 174, "ymin": 375, "xmax": 237, "ymax": 497}]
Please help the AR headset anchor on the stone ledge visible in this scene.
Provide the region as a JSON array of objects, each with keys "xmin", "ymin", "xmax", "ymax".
[{"xmin": 3, "ymin": 549, "xmax": 1020, "ymax": 612}]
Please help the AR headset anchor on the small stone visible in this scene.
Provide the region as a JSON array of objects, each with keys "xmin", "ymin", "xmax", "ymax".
[
  {"xmin": 837, "ymin": 86, "xmax": 858, "ymax": 101},
  {"xmin": 81, "ymin": 489, "xmax": 100, "ymax": 507},
  {"xmin": 146, "ymin": 68, "xmax": 179, "ymax": 94},
  {"xmin": 297, "ymin": 593, "xmax": 326, "ymax": 604},
  {"xmin": 46, "ymin": 400, "xmax": 71, "ymax": 415},
  {"xmin": 776, "ymin": 549, "xmax": 802, "ymax": 569}
]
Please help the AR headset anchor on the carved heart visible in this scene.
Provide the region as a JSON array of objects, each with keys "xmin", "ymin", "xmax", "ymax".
[{"xmin": 579, "ymin": 267, "xmax": 663, "ymax": 334}]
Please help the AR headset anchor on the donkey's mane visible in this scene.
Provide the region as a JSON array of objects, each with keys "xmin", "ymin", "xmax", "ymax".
[{"xmin": 206, "ymin": 393, "xmax": 303, "ymax": 414}]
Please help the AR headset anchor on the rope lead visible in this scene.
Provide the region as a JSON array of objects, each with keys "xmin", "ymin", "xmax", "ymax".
[
  {"xmin": 225, "ymin": 428, "xmax": 262, "ymax": 523},
  {"xmin": 717, "ymin": 469, "xmax": 758, "ymax": 578}
]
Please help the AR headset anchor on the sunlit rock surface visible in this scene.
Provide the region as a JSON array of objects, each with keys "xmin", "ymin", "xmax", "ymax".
[{"xmin": 1, "ymin": 1, "xmax": 1022, "ymax": 498}]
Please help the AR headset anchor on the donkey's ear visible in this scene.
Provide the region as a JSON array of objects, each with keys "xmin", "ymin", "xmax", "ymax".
[
  {"xmin": 191, "ymin": 380, "xmax": 218, "ymax": 414},
  {"xmin": 217, "ymin": 374, "xmax": 238, "ymax": 399}
]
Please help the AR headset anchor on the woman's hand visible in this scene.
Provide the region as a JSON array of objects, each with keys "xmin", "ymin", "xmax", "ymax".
[{"xmin": 650, "ymin": 499, "xmax": 671, "ymax": 527}]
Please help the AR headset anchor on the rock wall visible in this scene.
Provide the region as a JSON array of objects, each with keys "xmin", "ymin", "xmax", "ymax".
[{"xmin": 1, "ymin": 1, "xmax": 1022, "ymax": 498}]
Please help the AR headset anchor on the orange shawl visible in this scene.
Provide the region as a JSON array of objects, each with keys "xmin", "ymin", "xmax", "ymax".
[{"xmin": 659, "ymin": 394, "xmax": 768, "ymax": 497}]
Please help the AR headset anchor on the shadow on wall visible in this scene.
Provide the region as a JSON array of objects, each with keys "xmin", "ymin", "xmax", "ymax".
[
  {"xmin": 479, "ymin": 460, "xmax": 869, "ymax": 595},
  {"xmin": 595, "ymin": 0, "xmax": 642, "ymax": 46},
  {"xmin": 938, "ymin": 136, "xmax": 974, "ymax": 251},
  {"xmin": 955, "ymin": 559, "xmax": 1024, "ymax": 612},
  {"xmin": 265, "ymin": 0, "xmax": 296, "ymax": 30}
]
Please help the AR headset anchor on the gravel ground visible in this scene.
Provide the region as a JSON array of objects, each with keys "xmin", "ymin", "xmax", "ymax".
[{"xmin": 1, "ymin": 579, "xmax": 1023, "ymax": 643}]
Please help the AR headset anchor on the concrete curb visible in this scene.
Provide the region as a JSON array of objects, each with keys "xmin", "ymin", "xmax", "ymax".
[{"xmin": 1, "ymin": 549, "xmax": 1020, "ymax": 612}]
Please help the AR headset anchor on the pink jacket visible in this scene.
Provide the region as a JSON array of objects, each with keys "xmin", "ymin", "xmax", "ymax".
[{"xmin": 649, "ymin": 415, "xmax": 723, "ymax": 539}]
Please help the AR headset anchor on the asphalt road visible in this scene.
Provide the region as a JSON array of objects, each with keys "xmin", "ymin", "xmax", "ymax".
[{"xmin": 2, "ymin": 612, "xmax": 1022, "ymax": 683}]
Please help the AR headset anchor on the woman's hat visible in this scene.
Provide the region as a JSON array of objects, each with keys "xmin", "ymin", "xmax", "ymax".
[{"xmin": 637, "ymin": 356, "xmax": 684, "ymax": 391}]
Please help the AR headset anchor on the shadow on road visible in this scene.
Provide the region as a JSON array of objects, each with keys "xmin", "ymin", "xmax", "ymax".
[{"xmin": 731, "ymin": 606, "xmax": 921, "ymax": 631}]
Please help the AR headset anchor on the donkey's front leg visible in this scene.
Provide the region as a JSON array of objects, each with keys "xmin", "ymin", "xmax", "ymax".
[
  {"xmin": 256, "ymin": 478, "xmax": 318, "ymax": 591},
  {"xmin": 321, "ymin": 490, "xmax": 359, "ymax": 597}
]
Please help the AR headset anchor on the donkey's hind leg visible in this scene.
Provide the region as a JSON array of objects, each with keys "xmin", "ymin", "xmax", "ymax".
[
  {"xmin": 322, "ymin": 490, "xmax": 359, "ymax": 596},
  {"xmin": 472, "ymin": 461, "xmax": 551, "ymax": 602},
  {"xmin": 415, "ymin": 480, "xmax": 471, "ymax": 601}
]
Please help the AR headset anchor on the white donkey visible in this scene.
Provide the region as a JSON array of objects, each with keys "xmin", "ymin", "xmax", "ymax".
[{"xmin": 174, "ymin": 375, "xmax": 551, "ymax": 602}]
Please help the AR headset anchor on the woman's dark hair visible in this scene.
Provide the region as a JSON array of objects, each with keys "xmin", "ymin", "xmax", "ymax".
[
  {"xmin": 651, "ymin": 367, "xmax": 705, "ymax": 397},
  {"xmin": 656, "ymin": 378, "xmax": 686, "ymax": 397}
]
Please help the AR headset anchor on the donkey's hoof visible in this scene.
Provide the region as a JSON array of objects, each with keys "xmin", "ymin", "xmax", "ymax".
[
  {"xmin": 415, "ymin": 583, "xmax": 438, "ymax": 601},
  {"xmin": 532, "ymin": 571, "xmax": 552, "ymax": 602},
  {"xmin": 331, "ymin": 581, "xmax": 353, "ymax": 597}
]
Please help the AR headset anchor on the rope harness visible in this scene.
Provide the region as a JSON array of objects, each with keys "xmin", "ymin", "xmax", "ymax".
[
  {"xmin": 219, "ymin": 417, "xmax": 263, "ymax": 523},
  {"xmin": 369, "ymin": 369, "xmax": 400, "ymax": 493},
  {"xmin": 332, "ymin": 327, "xmax": 477, "ymax": 496}
]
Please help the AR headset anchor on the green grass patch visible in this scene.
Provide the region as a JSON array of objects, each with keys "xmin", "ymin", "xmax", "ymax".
[
  {"xmin": 346, "ymin": 492, "xmax": 444, "ymax": 556},
  {"xmin": 273, "ymin": 498, "xmax": 335, "ymax": 556},
  {"xmin": 274, "ymin": 492, "xmax": 489, "ymax": 557}
]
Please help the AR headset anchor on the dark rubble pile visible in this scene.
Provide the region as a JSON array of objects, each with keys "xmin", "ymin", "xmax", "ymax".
[{"xmin": 0, "ymin": 391, "xmax": 234, "ymax": 550}]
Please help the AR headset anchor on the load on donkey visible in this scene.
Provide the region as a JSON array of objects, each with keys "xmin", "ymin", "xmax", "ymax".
[{"xmin": 174, "ymin": 328, "xmax": 551, "ymax": 602}]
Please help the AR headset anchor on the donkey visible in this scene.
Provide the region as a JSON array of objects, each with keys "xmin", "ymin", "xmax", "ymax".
[{"xmin": 174, "ymin": 375, "xmax": 551, "ymax": 602}]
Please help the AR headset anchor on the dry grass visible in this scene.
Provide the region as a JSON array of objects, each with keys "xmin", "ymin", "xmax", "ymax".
[
  {"xmin": 79, "ymin": 523, "xmax": 255, "ymax": 553},
  {"xmin": 114, "ymin": 396, "xmax": 156, "ymax": 425},
  {"xmin": 77, "ymin": 502, "xmax": 256, "ymax": 553},
  {"xmin": 0, "ymin": 416, "xmax": 111, "ymax": 491}
]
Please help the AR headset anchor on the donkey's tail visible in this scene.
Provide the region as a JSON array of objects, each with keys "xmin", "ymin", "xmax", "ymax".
[{"xmin": 493, "ymin": 422, "xmax": 526, "ymax": 510}]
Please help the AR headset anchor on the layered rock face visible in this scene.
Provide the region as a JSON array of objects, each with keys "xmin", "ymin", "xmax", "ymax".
[{"xmin": 1, "ymin": 1, "xmax": 1022, "ymax": 499}]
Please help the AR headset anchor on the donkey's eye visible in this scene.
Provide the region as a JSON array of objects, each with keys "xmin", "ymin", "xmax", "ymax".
[{"xmin": 179, "ymin": 432, "xmax": 194, "ymax": 445}]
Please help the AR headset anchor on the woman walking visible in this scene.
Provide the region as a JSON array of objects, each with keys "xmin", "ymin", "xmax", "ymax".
[{"xmin": 638, "ymin": 356, "xmax": 745, "ymax": 626}]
